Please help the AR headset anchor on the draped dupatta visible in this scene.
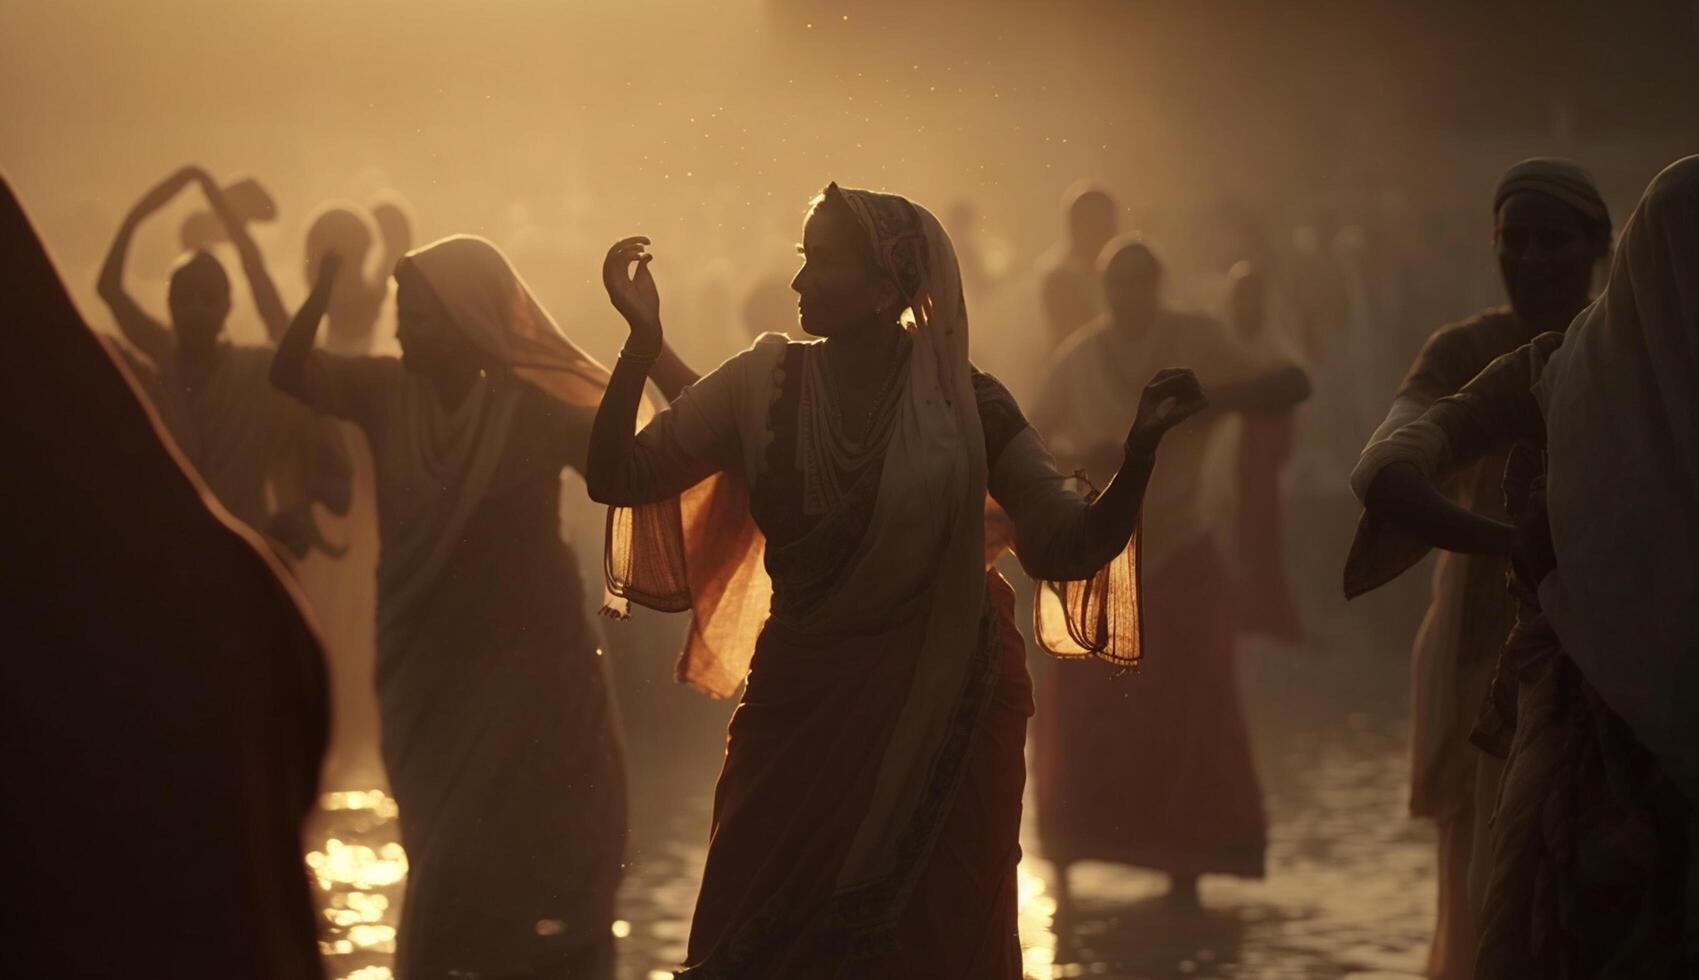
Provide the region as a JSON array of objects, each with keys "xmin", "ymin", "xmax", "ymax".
[
  {"xmin": 1535, "ymin": 156, "xmax": 1699, "ymax": 801},
  {"xmin": 377, "ymin": 235, "xmax": 629, "ymax": 653},
  {"xmin": 604, "ymin": 185, "xmax": 1150, "ymax": 960},
  {"xmin": 603, "ymin": 185, "xmax": 998, "ymax": 944}
]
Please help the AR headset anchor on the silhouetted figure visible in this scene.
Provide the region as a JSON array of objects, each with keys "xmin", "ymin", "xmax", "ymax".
[
  {"xmin": 96, "ymin": 166, "xmax": 351, "ymax": 558},
  {"xmin": 1355, "ymin": 156, "xmax": 1699, "ymax": 979},
  {"xmin": 1033, "ymin": 236, "xmax": 1309, "ymax": 910},
  {"xmin": 294, "ymin": 197, "xmax": 413, "ymax": 792},
  {"xmin": 589, "ymin": 185, "xmax": 1198, "ymax": 976},
  {"xmin": 1345, "ymin": 158, "xmax": 1612, "ymax": 980},
  {"xmin": 273, "ymin": 237, "xmax": 628, "ymax": 980},
  {"xmin": 0, "ymin": 173, "xmax": 326, "ymax": 979},
  {"xmin": 1226, "ymin": 261, "xmax": 1304, "ymax": 643},
  {"xmin": 177, "ymin": 176, "xmax": 278, "ymax": 252},
  {"xmin": 304, "ymin": 201, "xmax": 410, "ymax": 355},
  {"xmin": 1039, "ymin": 182, "xmax": 1119, "ymax": 349}
]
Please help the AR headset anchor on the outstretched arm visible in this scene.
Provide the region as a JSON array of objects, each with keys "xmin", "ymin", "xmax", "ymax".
[
  {"xmin": 271, "ymin": 253, "xmax": 341, "ymax": 400},
  {"xmin": 586, "ymin": 236, "xmax": 729, "ymax": 502},
  {"xmin": 586, "ymin": 236, "xmax": 663, "ymax": 505},
  {"xmin": 1206, "ymin": 363, "xmax": 1311, "ymax": 414},
  {"xmin": 996, "ymin": 368, "xmax": 1208, "ymax": 580},
  {"xmin": 196, "ymin": 173, "xmax": 288, "ymax": 341},
  {"xmin": 98, "ymin": 167, "xmax": 198, "ymax": 361},
  {"xmin": 1356, "ymin": 337, "xmax": 1559, "ymax": 558},
  {"xmin": 1363, "ymin": 462, "xmax": 1512, "ymax": 555}
]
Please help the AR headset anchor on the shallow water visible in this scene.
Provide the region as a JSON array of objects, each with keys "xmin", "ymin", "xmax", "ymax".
[{"xmin": 310, "ymin": 630, "xmax": 1433, "ymax": 980}]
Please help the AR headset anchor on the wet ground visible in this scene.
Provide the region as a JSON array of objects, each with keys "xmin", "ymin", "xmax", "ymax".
[{"xmin": 308, "ymin": 609, "xmax": 1437, "ymax": 980}]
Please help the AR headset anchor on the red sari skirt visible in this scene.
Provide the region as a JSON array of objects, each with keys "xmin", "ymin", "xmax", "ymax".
[
  {"xmin": 1034, "ymin": 536, "xmax": 1267, "ymax": 877},
  {"xmin": 681, "ymin": 572, "xmax": 1034, "ymax": 979}
]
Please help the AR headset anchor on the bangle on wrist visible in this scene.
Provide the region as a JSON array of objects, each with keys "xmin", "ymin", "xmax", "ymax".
[{"xmin": 620, "ymin": 344, "xmax": 661, "ymax": 365}]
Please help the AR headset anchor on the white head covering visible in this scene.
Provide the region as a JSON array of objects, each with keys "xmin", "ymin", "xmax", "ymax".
[
  {"xmin": 825, "ymin": 185, "xmax": 989, "ymax": 909},
  {"xmin": 603, "ymin": 186, "xmax": 989, "ymax": 944},
  {"xmin": 374, "ymin": 235, "xmax": 622, "ymax": 650},
  {"xmin": 1536, "ymin": 155, "xmax": 1699, "ymax": 798}
]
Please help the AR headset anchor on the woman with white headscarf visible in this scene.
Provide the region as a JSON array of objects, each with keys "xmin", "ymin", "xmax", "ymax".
[
  {"xmin": 272, "ymin": 236, "xmax": 652, "ymax": 979},
  {"xmin": 588, "ymin": 184, "xmax": 1203, "ymax": 977},
  {"xmin": 1359, "ymin": 155, "xmax": 1699, "ymax": 978}
]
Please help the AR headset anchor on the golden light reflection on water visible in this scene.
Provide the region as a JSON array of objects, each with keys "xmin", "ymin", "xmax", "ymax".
[
  {"xmin": 1016, "ymin": 856, "xmax": 1061, "ymax": 980},
  {"xmin": 321, "ymin": 789, "xmax": 401, "ymax": 820},
  {"xmin": 307, "ymin": 839, "xmax": 409, "ymax": 892},
  {"xmin": 307, "ymin": 791, "xmax": 409, "ymax": 979},
  {"xmin": 307, "ymin": 788, "xmax": 1076, "ymax": 979}
]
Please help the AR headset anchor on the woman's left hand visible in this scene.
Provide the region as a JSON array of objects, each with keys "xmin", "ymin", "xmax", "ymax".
[
  {"xmin": 1125, "ymin": 367, "xmax": 1208, "ymax": 457},
  {"xmin": 602, "ymin": 236, "xmax": 663, "ymax": 351}
]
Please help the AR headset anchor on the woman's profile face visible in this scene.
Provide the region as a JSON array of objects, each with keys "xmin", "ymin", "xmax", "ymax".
[
  {"xmin": 790, "ymin": 204, "xmax": 892, "ymax": 338},
  {"xmin": 394, "ymin": 265, "xmax": 462, "ymax": 376}
]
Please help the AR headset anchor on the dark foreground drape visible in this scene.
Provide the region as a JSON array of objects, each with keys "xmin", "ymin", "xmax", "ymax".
[{"xmin": 0, "ymin": 174, "xmax": 328, "ymax": 979}]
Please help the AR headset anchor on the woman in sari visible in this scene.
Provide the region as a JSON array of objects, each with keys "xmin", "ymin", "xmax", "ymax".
[
  {"xmin": 292, "ymin": 200, "xmax": 412, "ymax": 792},
  {"xmin": 1345, "ymin": 158, "xmax": 1613, "ymax": 980},
  {"xmin": 1225, "ymin": 260, "xmax": 1304, "ymax": 644},
  {"xmin": 1031, "ymin": 238, "xmax": 1309, "ymax": 908},
  {"xmin": 1360, "ymin": 156, "xmax": 1699, "ymax": 978},
  {"xmin": 96, "ymin": 165, "xmax": 352, "ymax": 559},
  {"xmin": 587, "ymin": 183, "xmax": 1204, "ymax": 977},
  {"xmin": 272, "ymin": 236, "xmax": 675, "ymax": 979}
]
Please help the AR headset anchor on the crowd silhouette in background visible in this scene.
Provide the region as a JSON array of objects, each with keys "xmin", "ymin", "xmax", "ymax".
[{"xmin": 4, "ymin": 137, "xmax": 1696, "ymax": 980}]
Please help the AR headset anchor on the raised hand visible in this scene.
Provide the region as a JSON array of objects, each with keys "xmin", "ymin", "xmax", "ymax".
[
  {"xmin": 1126, "ymin": 367, "xmax": 1208, "ymax": 457},
  {"xmin": 133, "ymin": 165, "xmax": 203, "ymax": 216},
  {"xmin": 217, "ymin": 177, "xmax": 278, "ymax": 224},
  {"xmin": 371, "ymin": 200, "xmax": 414, "ymax": 260},
  {"xmin": 308, "ymin": 252, "xmax": 343, "ymax": 303},
  {"xmin": 271, "ymin": 252, "xmax": 342, "ymax": 397},
  {"xmin": 602, "ymin": 236, "xmax": 662, "ymax": 354}
]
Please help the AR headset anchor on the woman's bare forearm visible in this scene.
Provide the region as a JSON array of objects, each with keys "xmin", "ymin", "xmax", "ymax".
[
  {"xmin": 585, "ymin": 352, "xmax": 655, "ymax": 504},
  {"xmin": 1079, "ymin": 448, "xmax": 1155, "ymax": 565},
  {"xmin": 271, "ymin": 261, "xmax": 338, "ymax": 398}
]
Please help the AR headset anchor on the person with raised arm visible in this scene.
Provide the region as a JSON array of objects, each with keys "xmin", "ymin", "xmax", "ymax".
[
  {"xmin": 1031, "ymin": 235, "xmax": 1310, "ymax": 912},
  {"xmin": 97, "ymin": 165, "xmax": 350, "ymax": 559},
  {"xmin": 272, "ymin": 235, "xmax": 656, "ymax": 980},
  {"xmin": 588, "ymin": 183, "xmax": 1202, "ymax": 976}
]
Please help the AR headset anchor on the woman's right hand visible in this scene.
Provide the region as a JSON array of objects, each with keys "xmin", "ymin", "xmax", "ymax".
[
  {"xmin": 1126, "ymin": 367, "xmax": 1208, "ymax": 457},
  {"xmin": 602, "ymin": 236, "xmax": 662, "ymax": 354}
]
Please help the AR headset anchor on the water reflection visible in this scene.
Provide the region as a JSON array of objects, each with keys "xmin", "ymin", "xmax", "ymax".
[
  {"xmin": 307, "ymin": 791, "xmax": 407, "ymax": 978},
  {"xmin": 305, "ymin": 671, "xmax": 1432, "ymax": 978}
]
